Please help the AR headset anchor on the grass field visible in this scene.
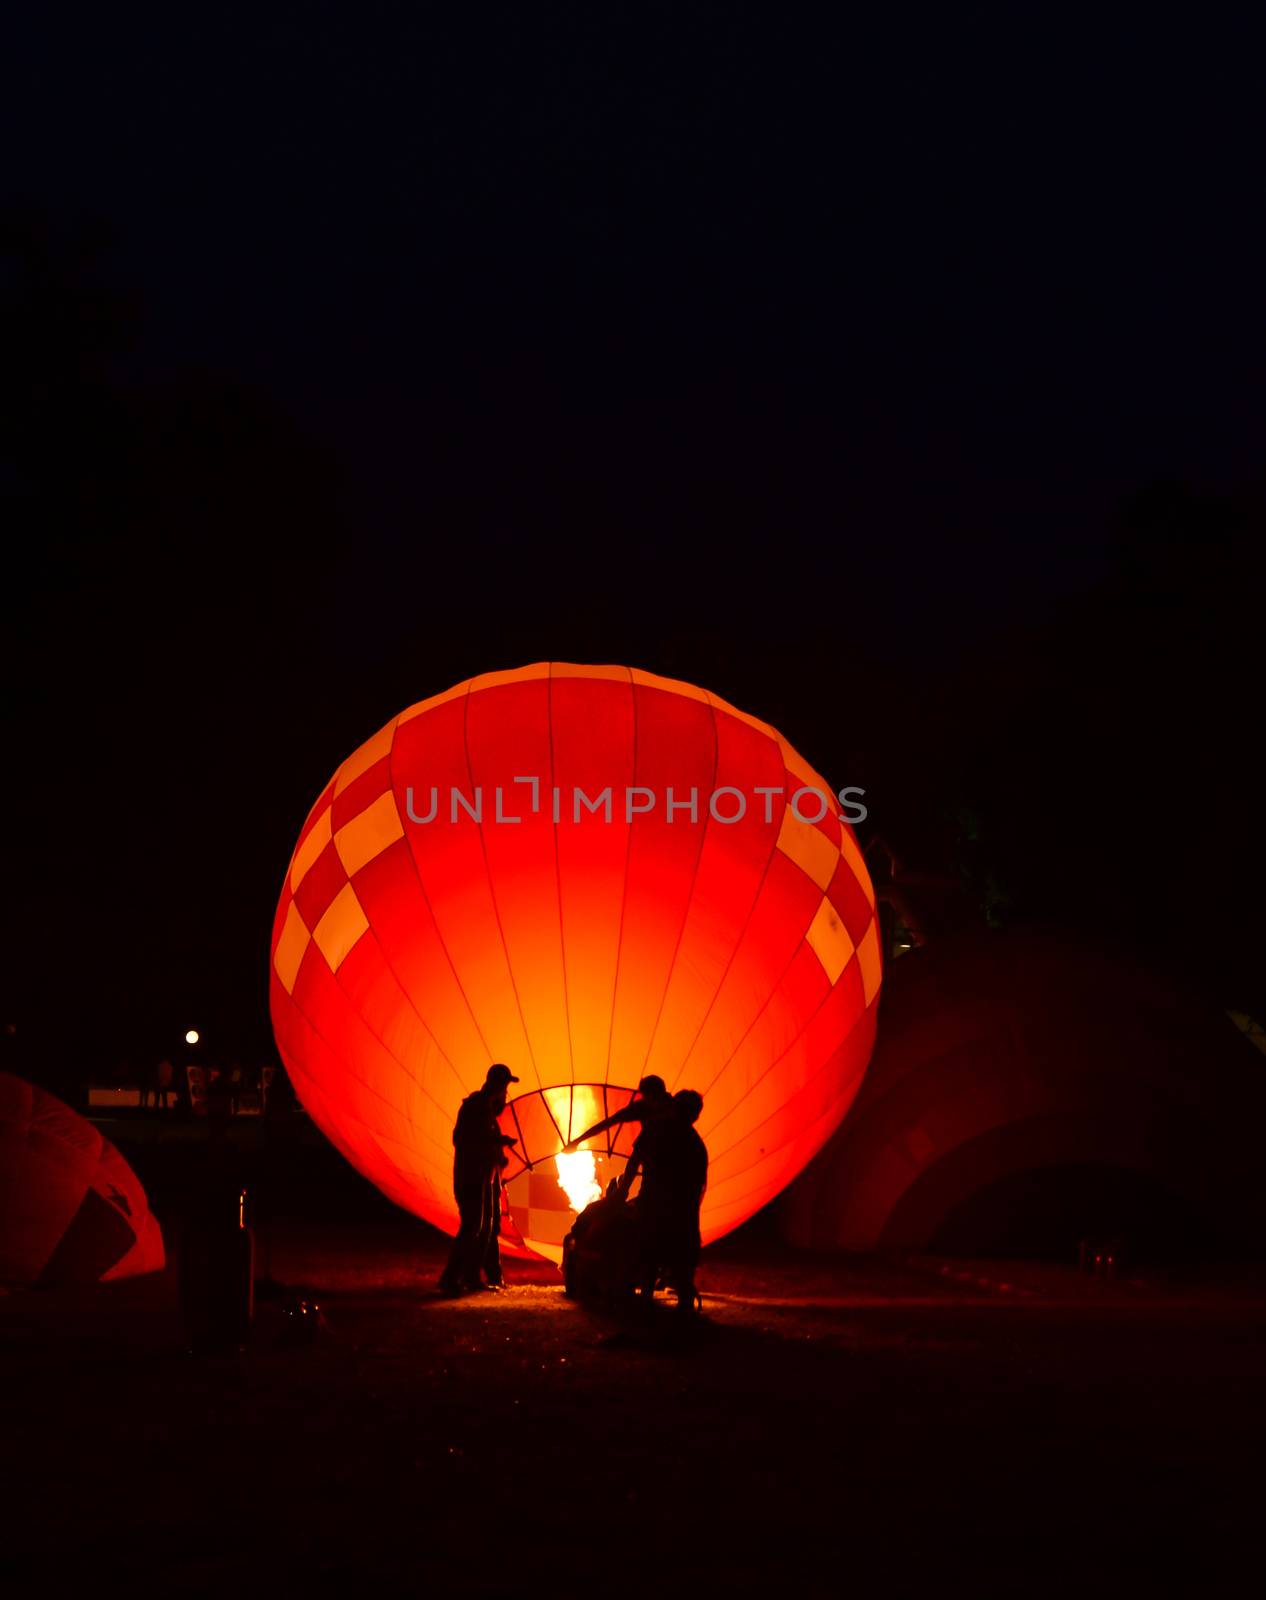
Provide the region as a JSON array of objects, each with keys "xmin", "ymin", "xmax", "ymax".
[{"xmin": 3, "ymin": 1204, "xmax": 1264, "ymax": 1597}]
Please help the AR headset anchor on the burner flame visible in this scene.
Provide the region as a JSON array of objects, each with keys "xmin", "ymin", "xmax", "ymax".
[{"xmin": 554, "ymin": 1149, "xmax": 603, "ymax": 1213}]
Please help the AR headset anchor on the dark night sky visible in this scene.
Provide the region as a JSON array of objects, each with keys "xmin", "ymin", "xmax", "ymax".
[{"xmin": 3, "ymin": 5, "xmax": 1264, "ymax": 1078}]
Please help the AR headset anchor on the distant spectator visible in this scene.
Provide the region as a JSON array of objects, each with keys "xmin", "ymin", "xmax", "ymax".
[
  {"xmin": 142, "ymin": 1058, "xmax": 175, "ymax": 1110},
  {"xmin": 206, "ymin": 1065, "xmax": 233, "ymax": 1121}
]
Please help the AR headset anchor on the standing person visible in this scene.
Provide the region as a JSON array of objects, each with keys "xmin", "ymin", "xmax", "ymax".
[
  {"xmin": 563, "ymin": 1074, "xmax": 673, "ymax": 1151},
  {"xmin": 619, "ymin": 1089, "xmax": 708, "ymax": 1315},
  {"xmin": 480, "ymin": 1078, "xmax": 516, "ymax": 1291},
  {"xmin": 154, "ymin": 1057, "xmax": 174, "ymax": 1110},
  {"xmin": 142, "ymin": 1058, "xmax": 174, "ymax": 1110},
  {"xmin": 438, "ymin": 1063, "xmax": 519, "ymax": 1297}
]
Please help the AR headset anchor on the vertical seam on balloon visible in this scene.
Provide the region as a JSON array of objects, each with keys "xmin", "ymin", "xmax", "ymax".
[
  {"xmin": 295, "ymin": 735, "xmax": 472, "ymax": 1120},
  {"xmin": 279, "ymin": 992, "xmax": 453, "ymax": 1171},
  {"xmin": 537, "ymin": 1086, "xmax": 568, "ymax": 1149},
  {"xmin": 463, "ymin": 680, "xmax": 541, "ymax": 1091},
  {"xmin": 690, "ymin": 928, "xmax": 809, "ymax": 1109},
  {"xmin": 548, "ymin": 663, "xmax": 578, "ymax": 1086},
  {"xmin": 699, "ymin": 944, "xmax": 876, "ymax": 1154},
  {"xmin": 282, "ymin": 1046, "xmax": 442, "ymax": 1206},
  {"xmin": 697, "ymin": 962, "xmax": 841, "ymax": 1150},
  {"xmin": 387, "ymin": 688, "xmax": 497, "ymax": 1068},
  {"xmin": 368, "ymin": 1125, "xmax": 443, "ymax": 1191},
  {"xmin": 285, "ymin": 773, "xmax": 466, "ymax": 1206},
  {"xmin": 350, "ymin": 914, "xmax": 471, "ymax": 1126},
  {"xmin": 636, "ymin": 689, "xmax": 721, "ymax": 1086},
  {"xmin": 688, "ymin": 891, "xmax": 825, "ymax": 1107},
  {"xmin": 702, "ymin": 1030, "xmax": 876, "ymax": 1200},
  {"xmin": 602, "ymin": 665, "xmax": 639, "ymax": 1087},
  {"xmin": 665, "ymin": 719, "xmax": 791, "ymax": 1094},
  {"xmin": 333, "ymin": 716, "xmax": 483, "ymax": 1109},
  {"xmin": 713, "ymin": 1036, "xmax": 870, "ymax": 1190},
  {"xmin": 505, "ymin": 1097, "xmax": 530, "ymax": 1176},
  {"xmin": 688, "ymin": 848, "xmax": 879, "ymax": 1120}
]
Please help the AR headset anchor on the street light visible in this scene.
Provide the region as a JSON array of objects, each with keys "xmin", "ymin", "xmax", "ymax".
[{"xmin": 185, "ymin": 1029, "xmax": 200, "ymax": 1046}]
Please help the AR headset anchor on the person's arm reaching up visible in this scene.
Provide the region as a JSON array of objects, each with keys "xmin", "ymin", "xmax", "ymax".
[{"xmin": 564, "ymin": 1102, "xmax": 639, "ymax": 1152}]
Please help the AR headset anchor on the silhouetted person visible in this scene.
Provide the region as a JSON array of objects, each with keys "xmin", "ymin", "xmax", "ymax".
[
  {"xmin": 438, "ymin": 1063, "xmax": 519, "ymax": 1296},
  {"xmin": 481, "ymin": 1079, "xmax": 516, "ymax": 1289},
  {"xmin": 562, "ymin": 1176, "xmax": 641, "ymax": 1300},
  {"xmin": 564, "ymin": 1074, "xmax": 673, "ymax": 1151},
  {"xmin": 620, "ymin": 1088, "xmax": 708, "ymax": 1314},
  {"xmin": 142, "ymin": 1058, "xmax": 174, "ymax": 1110},
  {"xmin": 205, "ymin": 1064, "xmax": 234, "ymax": 1122}
]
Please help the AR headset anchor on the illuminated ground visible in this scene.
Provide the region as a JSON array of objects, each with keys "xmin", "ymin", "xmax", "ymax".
[{"xmin": 3, "ymin": 1211, "xmax": 1264, "ymax": 1596}]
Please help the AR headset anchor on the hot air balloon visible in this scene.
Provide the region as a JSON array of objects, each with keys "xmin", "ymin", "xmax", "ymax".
[
  {"xmin": 269, "ymin": 664, "xmax": 881, "ymax": 1260},
  {"xmin": 0, "ymin": 1072, "xmax": 165, "ymax": 1286},
  {"xmin": 781, "ymin": 927, "xmax": 1266, "ymax": 1258}
]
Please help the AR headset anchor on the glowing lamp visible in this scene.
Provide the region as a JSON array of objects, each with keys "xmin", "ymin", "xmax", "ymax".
[{"xmin": 269, "ymin": 664, "xmax": 881, "ymax": 1259}]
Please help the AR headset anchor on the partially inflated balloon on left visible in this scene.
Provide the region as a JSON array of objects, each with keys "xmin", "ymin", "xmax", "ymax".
[{"xmin": 0, "ymin": 1073, "xmax": 165, "ymax": 1286}]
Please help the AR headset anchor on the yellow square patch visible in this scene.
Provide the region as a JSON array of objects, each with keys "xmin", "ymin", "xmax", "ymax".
[
  {"xmin": 776, "ymin": 805, "xmax": 839, "ymax": 892},
  {"xmin": 334, "ymin": 718, "xmax": 397, "ymax": 794},
  {"xmin": 857, "ymin": 920, "xmax": 882, "ymax": 1005},
  {"xmin": 312, "ymin": 882, "xmax": 370, "ymax": 974},
  {"xmin": 273, "ymin": 900, "xmax": 310, "ymax": 995},
  {"xmin": 289, "ymin": 805, "xmax": 332, "ymax": 892},
  {"xmin": 806, "ymin": 895, "xmax": 855, "ymax": 985},
  {"xmin": 335, "ymin": 790, "xmax": 404, "ymax": 878}
]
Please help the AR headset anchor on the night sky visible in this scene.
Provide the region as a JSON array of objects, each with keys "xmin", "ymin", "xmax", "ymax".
[{"xmin": 4, "ymin": 6, "xmax": 1264, "ymax": 1080}]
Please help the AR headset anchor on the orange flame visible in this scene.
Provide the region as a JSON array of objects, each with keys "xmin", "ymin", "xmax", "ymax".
[{"xmin": 554, "ymin": 1149, "xmax": 602, "ymax": 1213}]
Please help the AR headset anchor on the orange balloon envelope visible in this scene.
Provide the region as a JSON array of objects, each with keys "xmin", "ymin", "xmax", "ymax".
[
  {"xmin": 0, "ymin": 1073, "xmax": 165, "ymax": 1286},
  {"xmin": 269, "ymin": 664, "xmax": 881, "ymax": 1259}
]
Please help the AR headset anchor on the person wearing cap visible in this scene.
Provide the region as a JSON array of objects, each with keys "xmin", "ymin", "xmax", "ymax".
[
  {"xmin": 438, "ymin": 1063, "xmax": 520, "ymax": 1296},
  {"xmin": 562, "ymin": 1074, "xmax": 673, "ymax": 1153},
  {"xmin": 619, "ymin": 1088, "xmax": 708, "ymax": 1316}
]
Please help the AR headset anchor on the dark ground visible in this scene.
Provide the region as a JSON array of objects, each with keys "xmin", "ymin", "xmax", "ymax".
[{"xmin": 3, "ymin": 1149, "xmax": 1265, "ymax": 1599}]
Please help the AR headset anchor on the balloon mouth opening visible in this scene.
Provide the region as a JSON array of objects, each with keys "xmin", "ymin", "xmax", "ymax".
[{"xmin": 497, "ymin": 1083, "xmax": 638, "ymax": 1262}]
